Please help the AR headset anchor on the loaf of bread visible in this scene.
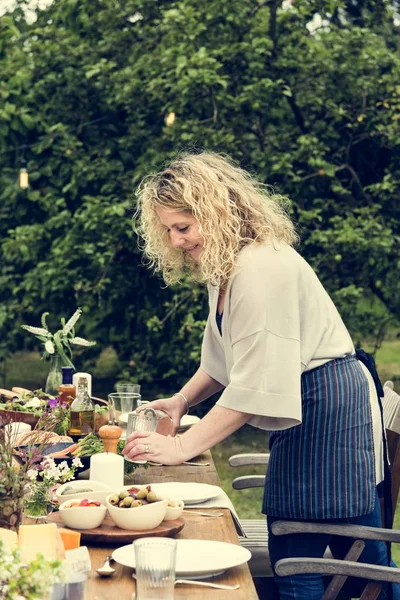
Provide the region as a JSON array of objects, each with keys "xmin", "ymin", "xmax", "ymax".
[{"xmin": 13, "ymin": 430, "xmax": 73, "ymax": 447}]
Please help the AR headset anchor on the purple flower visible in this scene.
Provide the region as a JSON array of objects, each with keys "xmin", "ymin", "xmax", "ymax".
[{"xmin": 47, "ymin": 398, "xmax": 59, "ymax": 409}]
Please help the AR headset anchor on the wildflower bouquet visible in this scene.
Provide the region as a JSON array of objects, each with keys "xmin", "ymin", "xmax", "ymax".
[
  {"xmin": 0, "ymin": 540, "xmax": 63, "ymax": 600},
  {"xmin": 24, "ymin": 456, "xmax": 83, "ymax": 519},
  {"xmin": 21, "ymin": 308, "xmax": 96, "ymax": 369},
  {"xmin": 0, "ymin": 414, "xmax": 59, "ymax": 530}
]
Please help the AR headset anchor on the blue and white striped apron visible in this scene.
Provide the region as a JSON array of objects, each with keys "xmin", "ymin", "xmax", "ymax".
[{"xmin": 262, "ymin": 355, "xmax": 376, "ymax": 520}]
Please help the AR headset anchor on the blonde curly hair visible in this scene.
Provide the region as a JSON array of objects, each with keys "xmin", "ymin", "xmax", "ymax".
[{"xmin": 135, "ymin": 151, "xmax": 298, "ymax": 287}]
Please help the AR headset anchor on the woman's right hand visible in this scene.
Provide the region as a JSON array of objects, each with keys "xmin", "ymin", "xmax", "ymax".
[{"xmin": 138, "ymin": 395, "xmax": 187, "ymax": 434}]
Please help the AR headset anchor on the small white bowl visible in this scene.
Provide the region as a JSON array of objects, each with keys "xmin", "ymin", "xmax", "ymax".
[
  {"xmin": 105, "ymin": 494, "xmax": 168, "ymax": 531},
  {"xmin": 164, "ymin": 499, "xmax": 184, "ymax": 521},
  {"xmin": 56, "ymin": 480, "xmax": 112, "ymax": 506},
  {"xmin": 58, "ymin": 498, "xmax": 107, "ymax": 530}
]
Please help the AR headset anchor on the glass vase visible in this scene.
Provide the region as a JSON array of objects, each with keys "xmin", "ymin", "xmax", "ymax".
[
  {"xmin": 24, "ymin": 482, "xmax": 54, "ymax": 521},
  {"xmin": 45, "ymin": 354, "xmax": 63, "ymax": 396}
]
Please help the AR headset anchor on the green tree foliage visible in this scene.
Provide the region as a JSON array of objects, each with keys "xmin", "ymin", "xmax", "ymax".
[{"xmin": 0, "ymin": 0, "xmax": 399, "ymax": 389}]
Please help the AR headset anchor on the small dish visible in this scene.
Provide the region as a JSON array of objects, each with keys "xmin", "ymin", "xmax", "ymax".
[
  {"xmin": 164, "ymin": 500, "xmax": 184, "ymax": 521},
  {"xmin": 59, "ymin": 498, "xmax": 107, "ymax": 530},
  {"xmin": 56, "ymin": 480, "xmax": 112, "ymax": 505},
  {"xmin": 105, "ymin": 494, "xmax": 168, "ymax": 531}
]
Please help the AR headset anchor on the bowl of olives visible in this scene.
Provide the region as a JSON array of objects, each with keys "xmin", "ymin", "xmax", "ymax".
[{"xmin": 105, "ymin": 486, "xmax": 168, "ymax": 530}]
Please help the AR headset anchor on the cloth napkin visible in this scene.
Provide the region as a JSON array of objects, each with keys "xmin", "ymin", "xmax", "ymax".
[{"xmin": 188, "ymin": 488, "xmax": 247, "ymax": 537}]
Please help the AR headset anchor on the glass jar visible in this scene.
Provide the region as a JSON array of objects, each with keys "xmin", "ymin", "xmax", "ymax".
[{"xmin": 24, "ymin": 482, "xmax": 54, "ymax": 521}]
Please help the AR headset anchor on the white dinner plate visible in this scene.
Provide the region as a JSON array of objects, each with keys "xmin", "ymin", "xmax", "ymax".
[
  {"xmin": 178, "ymin": 414, "xmax": 200, "ymax": 431},
  {"xmin": 118, "ymin": 412, "xmax": 130, "ymax": 425},
  {"xmin": 112, "ymin": 539, "xmax": 251, "ymax": 578},
  {"xmin": 148, "ymin": 482, "xmax": 222, "ymax": 505}
]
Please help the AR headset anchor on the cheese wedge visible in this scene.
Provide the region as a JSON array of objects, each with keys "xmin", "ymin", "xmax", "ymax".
[
  {"xmin": 0, "ymin": 527, "xmax": 18, "ymax": 550},
  {"xmin": 55, "ymin": 526, "xmax": 66, "ymax": 559},
  {"xmin": 18, "ymin": 523, "xmax": 65, "ymax": 563},
  {"xmin": 58, "ymin": 528, "xmax": 81, "ymax": 551}
]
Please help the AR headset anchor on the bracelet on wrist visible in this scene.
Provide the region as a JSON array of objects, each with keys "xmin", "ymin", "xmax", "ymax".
[{"xmin": 173, "ymin": 392, "xmax": 189, "ymax": 415}]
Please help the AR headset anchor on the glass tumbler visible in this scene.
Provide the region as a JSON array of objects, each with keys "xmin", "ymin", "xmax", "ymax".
[
  {"xmin": 108, "ymin": 392, "xmax": 142, "ymax": 423},
  {"xmin": 134, "ymin": 537, "xmax": 177, "ymax": 600},
  {"xmin": 124, "ymin": 409, "xmax": 159, "ymax": 464},
  {"xmin": 116, "ymin": 382, "xmax": 141, "ymax": 395}
]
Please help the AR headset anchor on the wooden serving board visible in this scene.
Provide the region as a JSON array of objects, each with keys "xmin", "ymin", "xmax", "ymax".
[{"xmin": 48, "ymin": 512, "xmax": 185, "ymax": 545}]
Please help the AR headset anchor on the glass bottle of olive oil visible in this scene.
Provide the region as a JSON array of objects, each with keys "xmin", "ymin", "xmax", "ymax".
[{"xmin": 68, "ymin": 376, "xmax": 95, "ymax": 436}]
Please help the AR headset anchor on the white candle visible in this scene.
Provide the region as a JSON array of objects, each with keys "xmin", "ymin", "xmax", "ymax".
[{"xmin": 89, "ymin": 452, "xmax": 124, "ymax": 491}]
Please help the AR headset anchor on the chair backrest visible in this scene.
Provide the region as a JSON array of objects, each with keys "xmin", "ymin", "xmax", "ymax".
[
  {"xmin": 382, "ymin": 381, "xmax": 400, "ymax": 434},
  {"xmin": 381, "ymin": 381, "xmax": 400, "ymax": 524}
]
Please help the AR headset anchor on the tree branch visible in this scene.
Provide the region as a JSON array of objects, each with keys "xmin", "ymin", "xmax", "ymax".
[
  {"xmin": 285, "ymin": 92, "xmax": 308, "ymax": 134},
  {"xmin": 334, "ymin": 164, "xmax": 372, "ymax": 205}
]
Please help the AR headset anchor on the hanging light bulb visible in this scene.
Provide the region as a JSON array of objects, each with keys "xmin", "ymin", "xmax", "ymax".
[
  {"xmin": 19, "ymin": 161, "xmax": 29, "ymax": 189},
  {"xmin": 165, "ymin": 112, "xmax": 176, "ymax": 127}
]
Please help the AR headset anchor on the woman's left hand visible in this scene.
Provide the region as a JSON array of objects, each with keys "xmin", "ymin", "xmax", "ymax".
[{"xmin": 122, "ymin": 430, "xmax": 185, "ymax": 465}]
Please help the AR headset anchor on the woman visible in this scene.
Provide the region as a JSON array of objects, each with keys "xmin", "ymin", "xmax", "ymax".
[{"xmin": 123, "ymin": 150, "xmax": 393, "ymax": 599}]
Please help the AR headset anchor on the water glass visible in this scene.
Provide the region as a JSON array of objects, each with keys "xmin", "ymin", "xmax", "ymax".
[
  {"xmin": 134, "ymin": 538, "xmax": 177, "ymax": 600},
  {"xmin": 51, "ymin": 572, "xmax": 88, "ymax": 600},
  {"xmin": 116, "ymin": 382, "xmax": 141, "ymax": 395},
  {"xmin": 124, "ymin": 409, "xmax": 159, "ymax": 464},
  {"xmin": 108, "ymin": 392, "xmax": 142, "ymax": 422}
]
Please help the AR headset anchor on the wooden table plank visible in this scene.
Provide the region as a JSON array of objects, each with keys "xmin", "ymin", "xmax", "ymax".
[{"xmin": 86, "ymin": 451, "xmax": 258, "ymax": 599}]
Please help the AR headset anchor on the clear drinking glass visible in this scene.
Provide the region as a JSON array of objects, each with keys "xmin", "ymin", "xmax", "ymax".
[
  {"xmin": 108, "ymin": 392, "xmax": 142, "ymax": 423},
  {"xmin": 124, "ymin": 409, "xmax": 159, "ymax": 464},
  {"xmin": 134, "ymin": 537, "xmax": 177, "ymax": 600},
  {"xmin": 116, "ymin": 382, "xmax": 141, "ymax": 395},
  {"xmin": 51, "ymin": 571, "xmax": 88, "ymax": 600}
]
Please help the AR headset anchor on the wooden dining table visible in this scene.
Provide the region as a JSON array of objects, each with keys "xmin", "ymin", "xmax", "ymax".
[{"xmin": 86, "ymin": 451, "xmax": 258, "ymax": 599}]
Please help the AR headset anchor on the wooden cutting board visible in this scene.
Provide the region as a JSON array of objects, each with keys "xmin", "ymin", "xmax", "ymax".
[{"xmin": 48, "ymin": 512, "xmax": 185, "ymax": 545}]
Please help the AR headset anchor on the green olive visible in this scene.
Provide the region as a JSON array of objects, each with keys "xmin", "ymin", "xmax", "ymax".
[
  {"xmin": 130, "ymin": 500, "xmax": 143, "ymax": 508},
  {"xmin": 136, "ymin": 488, "xmax": 149, "ymax": 499},
  {"xmin": 122, "ymin": 496, "xmax": 133, "ymax": 507},
  {"xmin": 109, "ymin": 494, "xmax": 120, "ymax": 506},
  {"xmin": 146, "ymin": 490, "xmax": 159, "ymax": 503},
  {"xmin": 118, "ymin": 489, "xmax": 129, "ymax": 499}
]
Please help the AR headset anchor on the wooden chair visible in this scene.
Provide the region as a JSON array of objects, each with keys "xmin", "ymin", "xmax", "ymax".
[
  {"xmin": 272, "ymin": 380, "xmax": 400, "ymax": 600},
  {"xmin": 229, "ymin": 381, "xmax": 400, "ymax": 589},
  {"xmin": 229, "ymin": 452, "xmax": 271, "ymax": 577}
]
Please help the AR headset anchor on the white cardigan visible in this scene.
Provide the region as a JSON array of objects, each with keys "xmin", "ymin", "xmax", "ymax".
[{"xmin": 200, "ymin": 243, "xmax": 355, "ymax": 431}]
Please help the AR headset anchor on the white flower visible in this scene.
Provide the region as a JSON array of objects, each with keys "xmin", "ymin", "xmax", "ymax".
[
  {"xmin": 21, "ymin": 325, "xmax": 51, "ymax": 336},
  {"xmin": 45, "ymin": 339, "xmax": 55, "ymax": 354},
  {"xmin": 43, "ymin": 457, "xmax": 56, "ymax": 469},
  {"xmin": 62, "ymin": 308, "xmax": 82, "ymax": 334},
  {"xmin": 72, "ymin": 457, "xmax": 83, "ymax": 468},
  {"xmin": 70, "ymin": 337, "xmax": 96, "ymax": 346},
  {"xmin": 27, "ymin": 469, "xmax": 37, "ymax": 481}
]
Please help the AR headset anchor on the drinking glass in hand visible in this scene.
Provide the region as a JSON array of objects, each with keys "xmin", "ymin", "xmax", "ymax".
[{"xmin": 125, "ymin": 409, "xmax": 159, "ymax": 464}]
